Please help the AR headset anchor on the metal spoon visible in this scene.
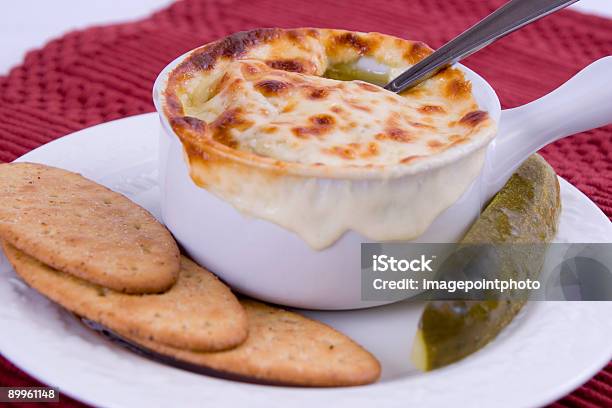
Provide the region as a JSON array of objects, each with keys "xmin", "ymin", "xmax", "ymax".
[{"xmin": 384, "ymin": 0, "xmax": 579, "ymax": 93}]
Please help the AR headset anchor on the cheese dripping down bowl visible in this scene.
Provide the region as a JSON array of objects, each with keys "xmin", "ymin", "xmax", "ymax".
[{"xmin": 154, "ymin": 28, "xmax": 612, "ymax": 310}]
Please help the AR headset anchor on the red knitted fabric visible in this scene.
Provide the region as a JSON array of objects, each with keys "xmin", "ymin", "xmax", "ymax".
[{"xmin": 0, "ymin": 0, "xmax": 611, "ymax": 406}]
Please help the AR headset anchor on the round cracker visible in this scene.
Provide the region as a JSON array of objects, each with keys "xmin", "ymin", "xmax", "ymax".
[
  {"xmin": 3, "ymin": 243, "xmax": 248, "ymax": 352},
  {"xmin": 0, "ymin": 162, "xmax": 179, "ymax": 293},
  {"xmin": 116, "ymin": 299, "xmax": 381, "ymax": 387}
]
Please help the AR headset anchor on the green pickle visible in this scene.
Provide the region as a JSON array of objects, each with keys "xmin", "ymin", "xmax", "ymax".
[{"xmin": 411, "ymin": 154, "xmax": 561, "ymax": 371}]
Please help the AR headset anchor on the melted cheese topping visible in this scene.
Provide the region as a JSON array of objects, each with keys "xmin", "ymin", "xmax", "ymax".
[
  {"xmin": 183, "ymin": 59, "xmax": 489, "ymax": 168},
  {"xmin": 163, "ymin": 29, "xmax": 497, "ymax": 249}
]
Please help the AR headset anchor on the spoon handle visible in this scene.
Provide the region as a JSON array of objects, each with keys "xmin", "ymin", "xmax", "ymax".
[{"xmin": 384, "ymin": 0, "xmax": 578, "ymax": 93}]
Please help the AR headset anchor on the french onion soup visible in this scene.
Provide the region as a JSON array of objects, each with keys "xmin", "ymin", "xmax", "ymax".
[{"xmin": 162, "ymin": 28, "xmax": 496, "ymax": 249}]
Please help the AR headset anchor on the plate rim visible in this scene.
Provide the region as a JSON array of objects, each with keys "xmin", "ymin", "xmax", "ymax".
[{"xmin": 2, "ymin": 113, "xmax": 611, "ymax": 408}]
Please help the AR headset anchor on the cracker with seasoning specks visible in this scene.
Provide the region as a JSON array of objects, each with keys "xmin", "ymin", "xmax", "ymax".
[
  {"xmin": 0, "ymin": 162, "xmax": 180, "ymax": 294},
  {"xmin": 3, "ymin": 243, "xmax": 247, "ymax": 352},
  {"xmin": 114, "ymin": 299, "xmax": 381, "ymax": 387}
]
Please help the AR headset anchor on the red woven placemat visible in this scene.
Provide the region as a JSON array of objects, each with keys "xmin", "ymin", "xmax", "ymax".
[{"xmin": 0, "ymin": 0, "xmax": 611, "ymax": 406}]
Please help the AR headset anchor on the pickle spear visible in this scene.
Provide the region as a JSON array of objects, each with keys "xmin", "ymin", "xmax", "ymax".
[{"xmin": 411, "ymin": 154, "xmax": 561, "ymax": 371}]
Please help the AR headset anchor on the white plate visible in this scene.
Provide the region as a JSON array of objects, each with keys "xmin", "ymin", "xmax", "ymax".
[{"xmin": 1, "ymin": 113, "xmax": 611, "ymax": 408}]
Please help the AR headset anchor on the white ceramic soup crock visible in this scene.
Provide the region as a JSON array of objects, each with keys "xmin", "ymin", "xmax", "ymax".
[{"xmin": 154, "ymin": 51, "xmax": 612, "ymax": 310}]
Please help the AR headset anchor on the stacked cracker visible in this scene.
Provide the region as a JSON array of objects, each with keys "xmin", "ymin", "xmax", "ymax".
[{"xmin": 0, "ymin": 163, "xmax": 380, "ymax": 386}]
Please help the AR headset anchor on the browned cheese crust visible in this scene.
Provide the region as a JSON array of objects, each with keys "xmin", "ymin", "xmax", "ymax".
[{"xmin": 162, "ymin": 28, "xmax": 494, "ymax": 181}]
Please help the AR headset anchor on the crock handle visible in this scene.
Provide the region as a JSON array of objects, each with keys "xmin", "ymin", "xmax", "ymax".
[{"xmin": 486, "ymin": 56, "xmax": 612, "ymax": 199}]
